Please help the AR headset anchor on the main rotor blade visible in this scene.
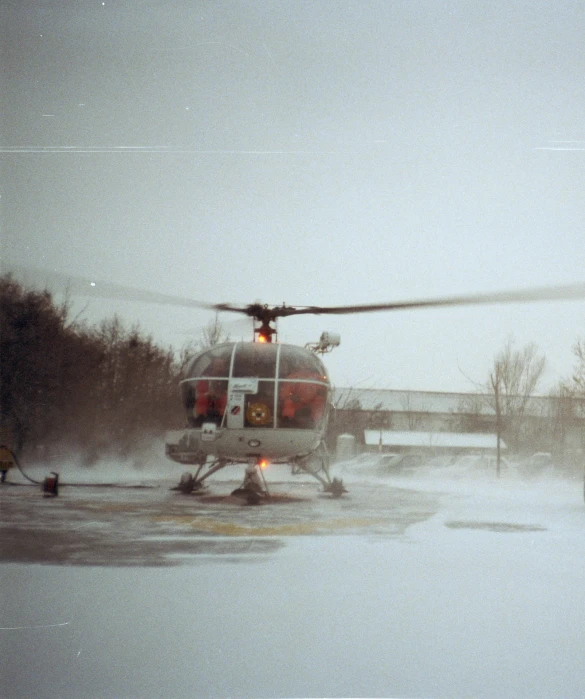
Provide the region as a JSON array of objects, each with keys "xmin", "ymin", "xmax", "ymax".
[
  {"xmin": 278, "ymin": 283, "xmax": 585, "ymax": 317},
  {"xmin": 6, "ymin": 266, "xmax": 220, "ymax": 312},
  {"xmin": 6, "ymin": 265, "xmax": 584, "ymax": 320}
]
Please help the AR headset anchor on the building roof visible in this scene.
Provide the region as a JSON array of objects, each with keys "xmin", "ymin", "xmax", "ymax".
[
  {"xmin": 333, "ymin": 387, "xmax": 554, "ymax": 417},
  {"xmin": 364, "ymin": 430, "xmax": 507, "ymax": 450}
]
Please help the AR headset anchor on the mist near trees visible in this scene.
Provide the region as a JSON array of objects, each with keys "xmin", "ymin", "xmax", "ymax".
[{"xmin": 1, "ymin": 276, "xmax": 183, "ymax": 462}]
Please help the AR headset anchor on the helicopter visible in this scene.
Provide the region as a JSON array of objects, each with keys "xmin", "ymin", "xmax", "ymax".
[
  {"xmin": 163, "ymin": 285, "xmax": 585, "ymax": 500},
  {"xmin": 9, "ymin": 266, "xmax": 585, "ymax": 500},
  {"xmin": 166, "ymin": 319, "xmax": 342, "ymax": 498}
]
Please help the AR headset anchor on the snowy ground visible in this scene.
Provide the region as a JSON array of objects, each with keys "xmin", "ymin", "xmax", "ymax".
[{"xmin": 1, "ymin": 456, "xmax": 584, "ymax": 699}]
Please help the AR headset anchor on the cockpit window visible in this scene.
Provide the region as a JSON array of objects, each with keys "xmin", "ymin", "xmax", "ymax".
[
  {"xmin": 232, "ymin": 343, "xmax": 278, "ymax": 378},
  {"xmin": 278, "ymin": 344, "xmax": 327, "ymax": 380},
  {"xmin": 181, "ymin": 342, "xmax": 329, "ymax": 429},
  {"xmin": 185, "ymin": 343, "xmax": 234, "ymax": 378}
]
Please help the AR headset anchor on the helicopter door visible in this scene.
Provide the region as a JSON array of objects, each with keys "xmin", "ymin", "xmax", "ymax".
[{"xmin": 227, "ymin": 378, "xmax": 258, "ymax": 429}]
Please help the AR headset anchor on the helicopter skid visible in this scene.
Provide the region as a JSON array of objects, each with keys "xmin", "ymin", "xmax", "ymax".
[{"xmin": 166, "ymin": 430, "xmax": 345, "ymax": 497}]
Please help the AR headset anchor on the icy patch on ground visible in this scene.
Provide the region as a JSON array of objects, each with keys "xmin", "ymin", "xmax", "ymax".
[{"xmin": 335, "ymin": 452, "xmax": 585, "ymax": 538}]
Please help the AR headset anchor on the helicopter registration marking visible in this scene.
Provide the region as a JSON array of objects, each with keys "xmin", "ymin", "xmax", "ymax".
[{"xmin": 229, "ymin": 378, "xmax": 258, "ymax": 393}]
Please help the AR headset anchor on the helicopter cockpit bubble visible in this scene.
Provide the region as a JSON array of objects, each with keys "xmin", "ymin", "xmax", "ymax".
[{"xmin": 180, "ymin": 342, "xmax": 330, "ymax": 432}]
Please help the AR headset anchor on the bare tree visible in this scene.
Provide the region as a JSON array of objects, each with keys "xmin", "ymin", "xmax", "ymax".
[
  {"xmin": 572, "ymin": 339, "xmax": 585, "ymax": 396},
  {"xmin": 550, "ymin": 339, "xmax": 585, "ymax": 464},
  {"xmin": 490, "ymin": 363, "xmax": 504, "ymax": 476},
  {"xmin": 488, "ymin": 339, "xmax": 546, "ymax": 466},
  {"xmin": 179, "ymin": 314, "xmax": 231, "ymax": 370},
  {"xmin": 569, "ymin": 339, "xmax": 585, "ymax": 457},
  {"xmin": 198, "ymin": 314, "xmax": 231, "ymax": 350},
  {"xmin": 548, "ymin": 381, "xmax": 578, "ymax": 467}
]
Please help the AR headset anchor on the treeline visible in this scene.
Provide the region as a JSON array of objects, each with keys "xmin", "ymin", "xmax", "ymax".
[{"xmin": 0, "ymin": 276, "xmax": 184, "ymax": 461}]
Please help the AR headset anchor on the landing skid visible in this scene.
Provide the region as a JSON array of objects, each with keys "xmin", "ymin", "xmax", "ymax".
[
  {"xmin": 172, "ymin": 442, "xmax": 346, "ymax": 499},
  {"xmin": 290, "ymin": 441, "xmax": 347, "ymax": 497}
]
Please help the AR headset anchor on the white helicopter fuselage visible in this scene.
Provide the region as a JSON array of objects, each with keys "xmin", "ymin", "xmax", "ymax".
[{"xmin": 166, "ymin": 425, "xmax": 323, "ymax": 463}]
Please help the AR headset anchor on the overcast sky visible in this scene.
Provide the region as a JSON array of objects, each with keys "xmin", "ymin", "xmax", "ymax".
[{"xmin": 1, "ymin": 1, "xmax": 584, "ymax": 392}]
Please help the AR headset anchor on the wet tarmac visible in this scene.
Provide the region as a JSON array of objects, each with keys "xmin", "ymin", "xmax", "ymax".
[{"xmin": 0, "ymin": 475, "xmax": 443, "ymax": 566}]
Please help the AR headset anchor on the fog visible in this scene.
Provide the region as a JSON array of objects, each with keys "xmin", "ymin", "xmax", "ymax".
[
  {"xmin": 2, "ymin": 456, "xmax": 584, "ymax": 698},
  {"xmin": 2, "ymin": 0, "xmax": 585, "ymax": 392},
  {"xmin": 15, "ymin": 439, "xmax": 176, "ymax": 485}
]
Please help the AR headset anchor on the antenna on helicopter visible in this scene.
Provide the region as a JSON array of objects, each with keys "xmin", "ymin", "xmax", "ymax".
[{"xmin": 306, "ymin": 331, "xmax": 341, "ymax": 354}]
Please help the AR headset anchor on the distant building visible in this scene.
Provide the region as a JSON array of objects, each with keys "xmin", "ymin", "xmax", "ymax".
[
  {"xmin": 330, "ymin": 387, "xmax": 585, "ymax": 460},
  {"xmin": 364, "ymin": 429, "xmax": 506, "ymax": 453}
]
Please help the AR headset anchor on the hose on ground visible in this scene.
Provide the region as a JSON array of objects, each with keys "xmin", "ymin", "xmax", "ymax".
[{"xmin": 2, "ymin": 446, "xmax": 42, "ymax": 485}]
